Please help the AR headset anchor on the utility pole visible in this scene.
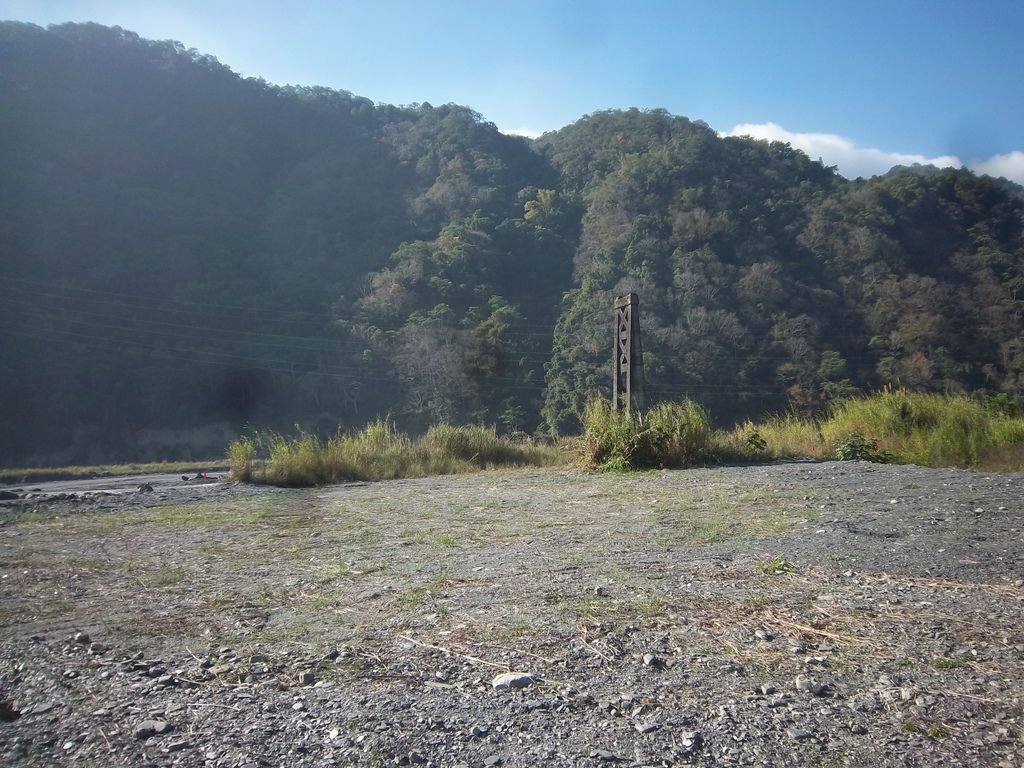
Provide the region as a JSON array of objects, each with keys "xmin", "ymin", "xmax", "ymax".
[{"xmin": 612, "ymin": 292, "xmax": 644, "ymax": 411}]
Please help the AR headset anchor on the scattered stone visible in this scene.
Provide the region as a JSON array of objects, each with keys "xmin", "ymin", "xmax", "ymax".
[
  {"xmin": 679, "ymin": 732, "xmax": 703, "ymax": 754},
  {"xmin": 5, "ymin": 462, "xmax": 1024, "ymax": 767},
  {"xmin": 73, "ymin": 631, "xmax": 90, "ymax": 645},
  {"xmin": 134, "ymin": 719, "xmax": 172, "ymax": 739},
  {"xmin": 849, "ymin": 695, "xmax": 880, "ymax": 713},
  {"xmin": 793, "ymin": 673, "xmax": 828, "ymax": 696},
  {"xmin": 0, "ymin": 490, "xmax": 19, "ymax": 500},
  {"xmin": 0, "ymin": 700, "xmax": 21, "ymax": 721},
  {"xmin": 491, "ymin": 672, "xmax": 535, "ymax": 690},
  {"xmin": 642, "ymin": 653, "xmax": 663, "ymax": 668}
]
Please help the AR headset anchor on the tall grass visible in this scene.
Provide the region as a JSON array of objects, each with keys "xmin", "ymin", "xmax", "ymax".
[
  {"xmin": 716, "ymin": 416, "xmax": 822, "ymax": 462},
  {"xmin": 228, "ymin": 419, "xmax": 565, "ymax": 487},
  {"xmin": 719, "ymin": 389, "xmax": 1024, "ymax": 470},
  {"xmin": 822, "ymin": 390, "xmax": 995, "ymax": 467},
  {"xmin": 228, "ymin": 391, "xmax": 1024, "ymax": 484},
  {"xmin": 583, "ymin": 397, "xmax": 713, "ymax": 470}
]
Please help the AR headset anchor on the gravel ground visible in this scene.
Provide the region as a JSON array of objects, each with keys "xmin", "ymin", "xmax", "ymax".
[{"xmin": 0, "ymin": 461, "xmax": 1022, "ymax": 767}]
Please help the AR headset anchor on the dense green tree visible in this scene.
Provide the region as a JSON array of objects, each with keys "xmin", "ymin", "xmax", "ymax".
[{"xmin": 1, "ymin": 23, "xmax": 1022, "ymax": 463}]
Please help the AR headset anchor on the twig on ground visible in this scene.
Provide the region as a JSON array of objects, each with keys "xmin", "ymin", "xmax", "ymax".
[
  {"xmin": 398, "ymin": 634, "xmax": 507, "ymax": 669},
  {"xmin": 576, "ymin": 635, "xmax": 615, "ymax": 664},
  {"xmin": 764, "ymin": 610, "xmax": 875, "ymax": 647},
  {"xmin": 467, "ymin": 641, "xmax": 559, "ymax": 664},
  {"xmin": 97, "ymin": 727, "xmax": 113, "ymax": 752},
  {"xmin": 921, "ymin": 688, "xmax": 1001, "ymax": 704},
  {"xmin": 861, "ymin": 572, "xmax": 1023, "ymax": 596}
]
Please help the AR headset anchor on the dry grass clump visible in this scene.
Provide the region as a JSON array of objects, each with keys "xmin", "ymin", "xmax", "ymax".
[
  {"xmin": 582, "ymin": 397, "xmax": 713, "ymax": 470},
  {"xmin": 228, "ymin": 419, "xmax": 565, "ymax": 486}
]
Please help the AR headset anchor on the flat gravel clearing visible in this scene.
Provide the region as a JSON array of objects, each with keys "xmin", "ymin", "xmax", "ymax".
[{"xmin": 1, "ymin": 462, "xmax": 1022, "ymax": 767}]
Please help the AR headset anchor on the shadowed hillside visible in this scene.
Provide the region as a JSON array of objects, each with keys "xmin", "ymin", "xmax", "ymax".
[{"xmin": 1, "ymin": 22, "xmax": 1022, "ymax": 464}]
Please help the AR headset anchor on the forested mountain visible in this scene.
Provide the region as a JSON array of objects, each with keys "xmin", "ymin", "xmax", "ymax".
[
  {"xmin": 1, "ymin": 22, "xmax": 1022, "ymax": 465},
  {"xmin": 539, "ymin": 113, "xmax": 1024, "ymax": 430}
]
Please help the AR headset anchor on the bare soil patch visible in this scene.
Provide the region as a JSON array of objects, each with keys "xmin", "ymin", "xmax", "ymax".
[{"xmin": 1, "ymin": 462, "xmax": 1022, "ymax": 766}]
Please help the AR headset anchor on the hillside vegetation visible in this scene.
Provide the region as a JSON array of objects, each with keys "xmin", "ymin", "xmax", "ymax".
[{"xmin": 2, "ymin": 22, "xmax": 1022, "ymax": 465}]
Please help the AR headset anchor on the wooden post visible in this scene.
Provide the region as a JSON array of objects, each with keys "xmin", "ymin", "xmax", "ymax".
[{"xmin": 613, "ymin": 293, "xmax": 644, "ymax": 411}]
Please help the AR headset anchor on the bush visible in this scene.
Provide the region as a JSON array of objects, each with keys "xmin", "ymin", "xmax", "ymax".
[{"xmin": 833, "ymin": 432, "xmax": 892, "ymax": 463}]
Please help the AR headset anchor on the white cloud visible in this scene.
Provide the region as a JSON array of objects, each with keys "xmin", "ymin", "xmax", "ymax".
[
  {"xmin": 970, "ymin": 151, "xmax": 1024, "ymax": 185},
  {"xmin": 501, "ymin": 126, "xmax": 543, "ymax": 139},
  {"xmin": 721, "ymin": 122, "xmax": 1024, "ymax": 186},
  {"xmin": 721, "ymin": 122, "xmax": 963, "ymax": 179}
]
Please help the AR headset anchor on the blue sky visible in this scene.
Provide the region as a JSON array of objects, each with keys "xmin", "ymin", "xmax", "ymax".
[{"xmin": 3, "ymin": 0, "xmax": 1022, "ymax": 182}]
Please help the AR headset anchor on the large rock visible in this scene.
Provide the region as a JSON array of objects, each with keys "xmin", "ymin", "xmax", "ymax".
[{"xmin": 491, "ymin": 672, "xmax": 535, "ymax": 691}]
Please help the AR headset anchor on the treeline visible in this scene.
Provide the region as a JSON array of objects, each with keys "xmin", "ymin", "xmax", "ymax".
[
  {"xmin": 0, "ymin": 22, "xmax": 1021, "ymax": 465},
  {"xmin": 540, "ymin": 111, "xmax": 1024, "ymax": 431}
]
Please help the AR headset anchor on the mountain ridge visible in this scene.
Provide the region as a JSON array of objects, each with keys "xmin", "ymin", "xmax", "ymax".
[{"xmin": 1, "ymin": 22, "xmax": 1021, "ymax": 464}]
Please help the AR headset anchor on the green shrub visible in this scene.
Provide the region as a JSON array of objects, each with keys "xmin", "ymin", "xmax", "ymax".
[
  {"xmin": 833, "ymin": 432, "xmax": 892, "ymax": 463},
  {"xmin": 756, "ymin": 555, "xmax": 798, "ymax": 575}
]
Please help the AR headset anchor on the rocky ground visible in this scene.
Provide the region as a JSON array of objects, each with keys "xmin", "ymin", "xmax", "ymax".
[{"xmin": 0, "ymin": 461, "xmax": 1022, "ymax": 767}]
